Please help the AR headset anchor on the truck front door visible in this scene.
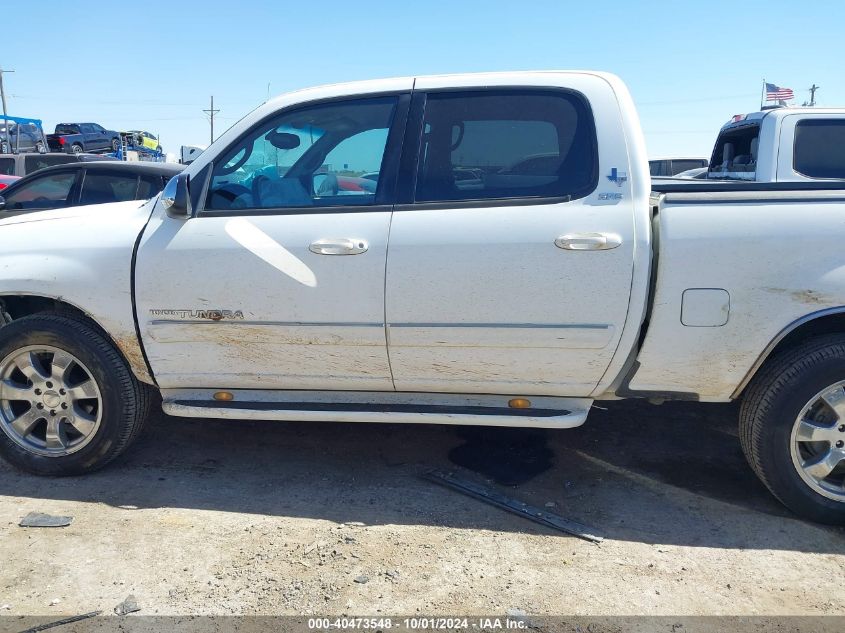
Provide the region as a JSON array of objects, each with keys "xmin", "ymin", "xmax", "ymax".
[{"xmin": 135, "ymin": 93, "xmax": 409, "ymax": 392}]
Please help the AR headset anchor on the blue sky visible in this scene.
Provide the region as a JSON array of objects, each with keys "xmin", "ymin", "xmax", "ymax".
[{"xmin": 4, "ymin": 0, "xmax": 841, "ymax": 158}]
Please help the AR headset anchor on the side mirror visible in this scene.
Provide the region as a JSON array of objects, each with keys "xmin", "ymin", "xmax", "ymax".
[
  {"xmin": 0, "ymin": 196, "xmax": 5, "ymax": 211},
  {"xmin": 161, "ymin": 173, "xmax": 191, "ymax": 218}
]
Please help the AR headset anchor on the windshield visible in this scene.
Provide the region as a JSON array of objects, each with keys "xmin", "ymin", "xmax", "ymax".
[{"xmin": 708, "ymin": 123, "xmax": 759, "ymax": 180}]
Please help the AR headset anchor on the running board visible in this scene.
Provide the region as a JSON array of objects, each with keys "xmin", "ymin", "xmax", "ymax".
[{"xmin": 161, "ymin": 390, "xmax": 592, "ymax": 429}]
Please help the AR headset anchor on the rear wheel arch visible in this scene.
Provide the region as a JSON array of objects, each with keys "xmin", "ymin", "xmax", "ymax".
[{"xmin": 734, "ymin": 307, "xmax": 845, "ymax": 399}]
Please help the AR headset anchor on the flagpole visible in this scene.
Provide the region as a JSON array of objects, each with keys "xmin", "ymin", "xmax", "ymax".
[{"xmin": 760, "ymin": 79, "xmax": 765, "ymax": 109}]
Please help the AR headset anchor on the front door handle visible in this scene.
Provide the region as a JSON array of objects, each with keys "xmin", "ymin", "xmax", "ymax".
[
  {"xmin": 555, "ymin": 232, "xmax": 622, "ymax": 251},
  {"xmin": 309, "ymin": 238, "xmax": 369, "ymax": 255}
]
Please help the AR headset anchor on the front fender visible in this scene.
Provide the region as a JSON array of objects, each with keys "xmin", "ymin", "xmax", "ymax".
[{"xmin": 0, "ymin": 200, "xmax": 157, "ymax": 384}]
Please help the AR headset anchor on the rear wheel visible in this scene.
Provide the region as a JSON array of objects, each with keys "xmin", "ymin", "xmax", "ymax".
[
  {"xmin": 111, "ymin": 138, "xmax": 120, "ymax": 152},
  {"xmin": 0, "ymin": 142, "xmax": 9, "ymax": 154},
  {"xmin": 0, "ymin": 314, "xmax": 150, "ymax": 475},
  {"xmin": 71, "ymin": 143, "xmax": 83, "ymax": 154},
  {"xmin": 35, "ymin": 141, "xmax": 47, "ymax": 154},
  {"xmin": 740, "ymin": 335, "xmax": 845, "ymax": 524}
]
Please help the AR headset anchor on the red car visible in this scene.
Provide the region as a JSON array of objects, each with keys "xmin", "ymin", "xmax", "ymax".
[{"xmin": 0, "ymin": 174, "xmax": 20, "ymax": 190}]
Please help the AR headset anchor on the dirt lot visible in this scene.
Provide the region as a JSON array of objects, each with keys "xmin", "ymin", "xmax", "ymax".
[{"xmin": 0, "ymin": 400, "xmax": 843, "ymax": 621}]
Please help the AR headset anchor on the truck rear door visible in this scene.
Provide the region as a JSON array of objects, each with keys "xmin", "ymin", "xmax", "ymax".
[{"xmin": 384, "ymin": 75, "xmax": 638, "ymax": 397}]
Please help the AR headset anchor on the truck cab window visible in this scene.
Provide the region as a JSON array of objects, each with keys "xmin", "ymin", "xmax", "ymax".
[
  {"xmin": 205, "ymin": 97, "xmax": 397, "ymax": 212},
  {"xmin": 794, "ymin": 119, "xmax": 845, "ymax": 179},
  {"xmin": 708, "ymin": 124, "xmax": 759, "ymax": 179},
  {"xmin": 414, "ymin": 90, "xmax": 597, "ymax": 203}
]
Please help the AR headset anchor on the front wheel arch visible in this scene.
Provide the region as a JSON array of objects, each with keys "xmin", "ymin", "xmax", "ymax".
[{"xmin": 0, "ymin": 294, "xmax": 153, "ymax": 386}]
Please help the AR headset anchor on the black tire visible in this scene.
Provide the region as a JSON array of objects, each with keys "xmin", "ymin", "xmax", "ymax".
[
  {"xmin": 0, "ymin": 314, "xmax": 150, "ymax": 475},
  {"xmin": 71, "ymin": 143, "xmax": 83, "ymax": 154},
  {"xmin": 740, "ymin": 334, "xmax": 845, "ymax": 524},
  {"xmin": 36, "ymin": 141, "xmax": 47, "ymax": 154},
  {"xmin": 111, "ymin": 138, "xmax": 120, "ymax": 152},
  {"xmin": 0, "ymin": 142, "xmax": 8, "ymax": 154}
]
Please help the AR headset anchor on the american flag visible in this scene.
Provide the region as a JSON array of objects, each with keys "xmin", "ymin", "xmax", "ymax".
[{"xmin": 766, "ymin": 82, "xmax": 794, "ymax": 101}]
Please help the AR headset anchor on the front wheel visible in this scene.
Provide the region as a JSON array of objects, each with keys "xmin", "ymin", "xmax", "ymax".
[
  {"xmin": 740, "ymin": 335, "xmax": 845, "ymax": 524},
  {"xmin": 0, "ymin": 314, "xmax": 150, "ymax": 475},
  {"xmin": 0, "ymin": 142, "xmax": 9, "ymax": 154}
]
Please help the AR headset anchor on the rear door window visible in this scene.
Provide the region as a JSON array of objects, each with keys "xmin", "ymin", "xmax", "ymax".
[
  {"xmin": 649, "ymin": 160, "xmax": 670, "ymax": 176},
  {"xmin": 79, "ymin": 171, "xmax": 140, "ymax": 205},
  {"xmin": 0, "ymin": 158, "xmax": 15, "ymax": 175},
  {"xmin": 137, "ymin": 174, "xmax": 165, "ymax": 199},
  {"xmin": 414, "ymin": 90, "xmax": 597, "ymax": 203},
  {"xmin": 2, "ymin": 171, "xmax": 77, "ymax": 210},
  {"xmin": 794, "ymin": 119, "xmax": 845, "ymax": 179}
]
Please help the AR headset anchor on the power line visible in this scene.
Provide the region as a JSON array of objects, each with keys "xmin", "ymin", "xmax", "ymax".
[
  {"xmin": 202, "ymin": 96, "xmax": 220, "ymax": 144},
  {"xmin": 803, "ymin": 84, "xmax": 820, "ymax": 107}
]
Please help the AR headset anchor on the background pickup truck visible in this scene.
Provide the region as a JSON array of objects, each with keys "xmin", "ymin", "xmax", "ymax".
[
  {"xmin": 46, "ymin": 122, "xmax": 121, "ymax": 154},
  {"xmin": 1, "ymin": 71, "xmax": 845, "ymax": 525},
  {"xmin": 708, "ymin": 107, "xmax": 845, "ymax": 181}
]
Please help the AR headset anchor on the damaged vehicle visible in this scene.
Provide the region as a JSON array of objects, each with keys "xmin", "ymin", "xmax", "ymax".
[{"xmin": 1, "ymin": 71, "xmax": 845, "ymax": 525}]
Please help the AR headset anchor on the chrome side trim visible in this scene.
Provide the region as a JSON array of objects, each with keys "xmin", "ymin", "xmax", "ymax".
[
  {"xmin": 149, "ymin": 320, "xmax": 384, "ymax": 327},
  {"xmin": 388, "ymin": 323, "xmax": 610, "ymax": 329},
  {"xmin": 731, "ymin": 306, "xmax": 845, "ymax": 399}
]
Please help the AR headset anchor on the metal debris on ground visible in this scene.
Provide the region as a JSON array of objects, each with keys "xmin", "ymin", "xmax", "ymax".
[
  {"xmin": 354, "ymin": 575, "xmax": 369, "ymax": 584},
  {"xmin": 423, "ymin": 470, "xmax": 604, "ymax": 544},
  {"xmin": 17, "ymin": 611, "xmax": 101, "ymax": 633},
  {"xmin": 19, "ymin": 512, "xmax": 73, "ymax": 528},
  {"xmin": 113, "ymin": 594, "xmax": 141, "ymax": 616}
]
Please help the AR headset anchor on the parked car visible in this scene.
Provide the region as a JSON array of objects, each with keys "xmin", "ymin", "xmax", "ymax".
[
  {"xmin": 708, "ymin": 108, "xmax": 845, "ymax": 181},
  {"xmin": 125, "ymin": 130, "xmax": 161, "ymax": 152},
  {"xmin": 673, "ymin": 167, "xmax": 709, "ymax": 179},
  {"xmin": 2, "ymin": 71, "xmax": 845, "ymax": 526},
  {"xmin": 0, "ymin": 122, "xmax": 47, "ymax": 154},
  {"xmin": 649, "ymin": 157, "xmax": 708, "ymax": 176},
  {"xmin": 0, "ymin": 152, "xmax": 118, "ymax": 177},
  {"xmin": 0, "ymin": 174, "xmax": 20, "ymax": 190},
  {"xmin": 46, "ymin": 123, "xmax": 121, "ymax": 154},
  {"xmin": 0, "ymin": 161, "xmax": 182, "ymax": 213}
]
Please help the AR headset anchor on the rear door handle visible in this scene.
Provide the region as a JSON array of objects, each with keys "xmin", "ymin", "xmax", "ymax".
[
  {"xmin": 555, "ymin": 233, "xmax": 622, "ymax": 251},
  {"xmin": 309, "ymin": 238, "xmax": 369, "ymax": 255}
]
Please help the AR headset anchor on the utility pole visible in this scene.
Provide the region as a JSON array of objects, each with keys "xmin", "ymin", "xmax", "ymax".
[
  {"xmin": 203, "ymin": 96, "xmax": 220, "ymax": 144},
  {"xmin": 0, "ymin": 67, "xmax": 15, "ymax": 151},
  {"xmin": 804, "ymin": 84, "xmax": 820, "ymax": 107}
]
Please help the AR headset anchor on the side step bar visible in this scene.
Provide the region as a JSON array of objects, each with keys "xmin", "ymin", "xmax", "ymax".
[{"xmin": 161, "ymin": 390, "xmax": 592, "ymax": 429}]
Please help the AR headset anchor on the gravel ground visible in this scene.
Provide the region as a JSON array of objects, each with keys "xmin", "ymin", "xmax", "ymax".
[{"xmin": 0, "ymin": 400, "xmax": 843, "ymax": 621}]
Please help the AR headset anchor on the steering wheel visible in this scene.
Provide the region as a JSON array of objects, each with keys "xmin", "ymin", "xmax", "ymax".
[{"xmin": 216, "ymin": 145, "xmax": 253, "ymax": 176}]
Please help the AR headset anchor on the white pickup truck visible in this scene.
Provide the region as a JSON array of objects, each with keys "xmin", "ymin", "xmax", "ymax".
[
  {"xmin": 708, "ymin": 107, "xmax": 845, "ymax": 181},
  {"xmin": 1, "ymin": 71, "xmax": 845, "ymax": 524}
]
